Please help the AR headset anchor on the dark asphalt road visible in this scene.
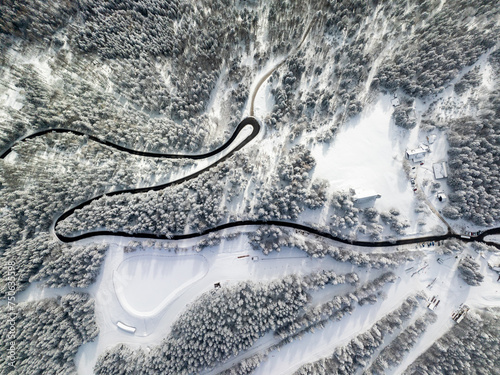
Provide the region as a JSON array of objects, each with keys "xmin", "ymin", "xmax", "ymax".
[
  {"xmin": 2, "ymin": 116, "xmax": 499, "ymax": 250},
  {"xmin": 56, "ymin": 217, "xmax": 500, "ymax": 250},
  {"xmin": 54, "ymin": 117, "xmax": 261, "ymax": 239},
  {"xmin": 49, "ymin": 116, "xmax": 499, "ymax": 250},
  {"xmin": 1, "ymin": 119, "xmax": 258, "ymax": 160}
]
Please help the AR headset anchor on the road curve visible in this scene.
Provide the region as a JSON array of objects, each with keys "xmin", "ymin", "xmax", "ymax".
[
  {"xmin": 3, "ymin": 33, "xmax": 499, "ymax": 251},
  {"xmin": 1, "ymin": 118, "xmax": 258, "ymax": 160},
  {"xmin": 4, "ymin": 118, "xmax": 499, "ymax": 249},
  {"xmin": 53, "ymin": 116, "xmax": 261, "ymax": 238},
  {"xmin": 56, "ymin": 215, "xmax": 500, "ymax": 250}
]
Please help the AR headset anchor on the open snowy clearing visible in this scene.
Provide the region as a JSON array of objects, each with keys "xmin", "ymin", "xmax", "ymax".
[
  {"xmin": 74, "ymin": 233, "xmax": 373, "ymax": 374},
  {"xmin": 113, "ymin": 254, "xmax": 208, "ymax": 318},
  {"xmin": 0, "ymin": 84, "xmax": 24, "ymax": 112},
  {"xmin": 72, "ymin": 228, "xmax": 500, "ymax": 375},
  {"xmin": 73, "ymin": 71, "xmax": 498, "ymax": 373},
  {"xmin": 251, "ymin": 71, "xmax": 276, "ymax": 117},
  {"xmin": 307, "ymin": 95, "xmax": 444, "ymax": 234},
  {"xmin": 311, "ymin": 96, "xmax": 413, "ymax": 213}
]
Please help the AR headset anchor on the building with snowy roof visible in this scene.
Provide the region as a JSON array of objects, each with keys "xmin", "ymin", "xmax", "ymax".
[
  {"xmin": 437, "ymin": 191, "xmax": 447, "ymax": 202},
  {"xmin": 353, "ymin": 190, "xmax": 381, "ymax": 206},
  {"xmin": 117, "ymin": 321, "xmax": 136, "ymax": 334},
  {"xmin": 433, "ymin": 161, "xmax": 448, "ymax": 179},
  {"xmin": 405, "ymin": 144, "xmax": 429, "ymax": 162}
]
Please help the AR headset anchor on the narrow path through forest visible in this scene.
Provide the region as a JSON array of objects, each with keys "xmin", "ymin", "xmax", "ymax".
[{"xmin": 249, "ymin": 17, "xmax": 315, "ymax": 116}]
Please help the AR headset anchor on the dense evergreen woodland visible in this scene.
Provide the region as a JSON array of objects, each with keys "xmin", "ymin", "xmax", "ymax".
[
  {"xmin": 95, "ymin": 270, "xmax": 400, "ymax": 374},
  {"xmin": 295, "ymin": 295, "xmax": 429, "ymax": 375},
  {"xmin": 0, "ymin": 292, "xmax": 98, "ymax": 374},
  {"xmin": 0, "ymin": 131, "xmax": 184, "ymax": 297},
  {"xmin": 405, "ymin": 308, "xmax": 500, "ymax": 374},
  {"xmin": 0, "ymin": 0, "xmax": 499, "ymax": 374},
  {"xmin": 443, "ymin": 85, "xmax": 500, "ymax": 225}
]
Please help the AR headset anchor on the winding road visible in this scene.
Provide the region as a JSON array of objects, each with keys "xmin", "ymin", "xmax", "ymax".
[
  {"xmin": 1, "ymin": 14, "xmax": 499, "ymax": 251},
  {"xmin": 0, "ymin": 119, "xmax": 258, "ymax": 160},
  {"xmin": 56, "ymin": 216, "xmax": 500, "ymax": 249},
  {"xmin": 40, "ymin": 116, "xmax": 497, "ymax": 250}
]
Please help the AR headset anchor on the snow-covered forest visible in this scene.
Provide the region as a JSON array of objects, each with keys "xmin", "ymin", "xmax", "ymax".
[
  {"xmin": 0, "ymin": 0, "xmax": 499, "ymax": 374},
  {"xmin": 0, "ymin": 292, "xmax": 98, "ymax": 374}
]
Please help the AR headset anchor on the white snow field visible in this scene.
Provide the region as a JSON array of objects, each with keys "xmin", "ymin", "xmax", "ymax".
[
  {"xmin": 0, "ymin": 83, "xmax": 24, "ymax": 112},
  {"xmin": 311, "ymin": 95, "xmax": 411, "ymax": 211},
  {"xmin": 73, "ymin": 231, "xmax": 369, "ymax": 374},
  {"xmin": 307, "ymin": 94, "xmax": 444, "ymax": 235},
  {"xmin": 6, "ymin": 35, "xmax": 498, "ymax": 375},
  {"xmin": 113, "ymin": 254, "xmax": 209, "ymax": 318},
  {"xmin": 71, "ymin": 233, "xmax": 500, "ymax": 375},
  {"xmin": 74, "ymin": 73, "xmax": 499, "ymax": 373}
]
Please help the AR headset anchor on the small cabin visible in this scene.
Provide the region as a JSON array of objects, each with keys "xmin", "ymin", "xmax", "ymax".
[
  {"xmin": 451, "ymin": 304, "xmax": 470, "ymax": 323},
  {"xmin": 427, "ymin": 296, "xmax": 440, "ymax": 311},
  {"xmin": 433, "ymin": 162, "xmax": 448, "ymax": 179},
  {"xmin": 117, "ymin": 321, "xmax": 136, "ymax": 334},
  {"xmin": 437, "ymin": 191, "xmax": 447, "ymax": 202},
  {"xmin": 353, "ymin": 190, "xmax": 381, "ymax": 206}
]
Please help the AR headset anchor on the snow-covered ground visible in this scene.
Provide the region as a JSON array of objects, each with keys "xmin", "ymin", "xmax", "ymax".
[
  {"xmin": 4, "ymin": 26, "xmax": 499, "ymax": 375},
  {"xmin": 311, "ymin": 95, "xmax": 411, "ymax": 211},
  {"xmin": 0, "ymin": 84, "xmax": 24, "ymax": 112},
  {"xmin": 307, "ymin": 94, "xmax": 444, "ymax": 234},
  {"xmin": 485, "ymin": 235, "xmax": 500, "ymax": 245},
  {"xmin": 113, "ymin": 254, "xmax": 209, "ymax": 318},
  {"xmin": 74, "ymin": 55, "xmax": 500, "ymax": 373},
  {"xmin": 412, "ymin": 48, "xmax": 500, "ymax": 235},
  {"xmin": 244, "ymin": 55, "xmax": 284, "ymax": 118},
  {"xmin": 253, "ymin": 245, "xmax": 500, "ymax": 375},
  {"xmin": 0, "ymin": 64, "xmax": 25, "ymax": 123},
  {"xmin": 252, "ymin": 75, "xmax": 276, "ymax": 118},
  {"xmin": 72, "ymin": 225, "xmax": 423, "ymax": 374},
  {"xmin": 73, "ymin": 233, "xmax": 356, "ymax": 374},
  {"xmin": 68, "ymin": 230, "xmax": 500, "ymax": 375}
]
